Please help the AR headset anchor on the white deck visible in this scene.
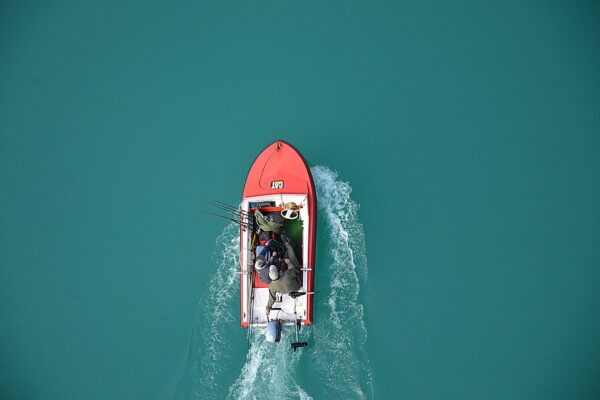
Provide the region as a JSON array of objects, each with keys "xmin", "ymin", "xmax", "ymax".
[{"xmin": 240, "ymin": 194, "xmax": 310, "ymax": 327}]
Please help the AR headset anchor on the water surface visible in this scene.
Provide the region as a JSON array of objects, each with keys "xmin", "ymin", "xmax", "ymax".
[{"xmin": 1, "ymin": 1, "xmax": 600, "ymax": 399}]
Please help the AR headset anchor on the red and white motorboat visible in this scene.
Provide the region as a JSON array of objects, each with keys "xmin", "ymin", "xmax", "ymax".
[{"xmin": 239, "ymin": 140, "xmax": 316, "ymax": 350}]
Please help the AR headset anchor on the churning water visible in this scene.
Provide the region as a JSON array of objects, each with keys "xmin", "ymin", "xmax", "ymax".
[{"xmin": 177, "ymin": 166, "xmax": 372, "ymax": 399}]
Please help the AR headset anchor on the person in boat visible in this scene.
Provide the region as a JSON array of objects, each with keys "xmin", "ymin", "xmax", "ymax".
[
  {"xmin": 280, "ymin": 234, "xmax": 300, "ymax": 270},
  {"xmin": 262, "ymin": 238, "xmax": 286, "ymax": 260},
  {"xmin": 259, "ymin": 234, "xmax": 299, "ymax": 263},
  {"xmin": 254, "ymin": 258, "xmax": 271, "ymax": 283},
  {"xmin": 254, "ymin": 236, "xmax": 286, "ymax": 283},
  {"xmin": 256, "ymin": 234, "xmax": 293, "ymax": 264},
  {"xmin": 265, "ymin": 258, "xmax": 302, "ymax": 314},
  {"xmin": 254, "ymin": 249, "xmax": 284, "ymax": 284},
  {"xmin": 255, "ymin": 233, "xmax": 301, "ymax": 282},
  {"xmin": 255, "ymin": 238, "xmax": 284, "ymax": 265}
]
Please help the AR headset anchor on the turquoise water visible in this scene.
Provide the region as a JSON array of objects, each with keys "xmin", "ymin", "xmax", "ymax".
[{"xmin": 1, "ymin": 1, "xmax": 600, "ymax": 399}]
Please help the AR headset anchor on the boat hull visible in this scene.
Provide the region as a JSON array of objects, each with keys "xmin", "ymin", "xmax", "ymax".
[{"xmin": 240, "ymin": 140, "xmax": 316, "ymax": 328}]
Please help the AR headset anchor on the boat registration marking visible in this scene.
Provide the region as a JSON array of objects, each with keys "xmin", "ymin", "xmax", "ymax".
[{"xmin": 270, "ymin": 180, "xmax": 284, "ymax": 189}]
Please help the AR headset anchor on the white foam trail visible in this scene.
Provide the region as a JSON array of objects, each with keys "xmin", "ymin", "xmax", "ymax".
[
  {"xmin": 311, "ymin": 165, "xmax": 373, "ymax": 399},
  {"xmin": 227, "ymin": 330, "xmax": 311, "ymax": 400},
  {"xmin": 183, "ymin": 223, "xmax": 240, "ymax": 400}
]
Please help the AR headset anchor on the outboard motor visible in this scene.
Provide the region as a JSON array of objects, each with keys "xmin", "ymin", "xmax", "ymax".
[{"xmin": 265, "ymin": 320, "xmax": 282, "ymax": 343}]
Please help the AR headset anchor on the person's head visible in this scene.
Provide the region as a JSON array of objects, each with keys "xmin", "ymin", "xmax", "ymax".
[
  {"xmin": 269, "ymin": 265, "xmax": 280, "ymax": 281},
  {"xmin": 255, "ymin": 258, "xmax": 265, "ymax": 270}
]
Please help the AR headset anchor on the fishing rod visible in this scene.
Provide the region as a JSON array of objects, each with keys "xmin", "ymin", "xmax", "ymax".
[
  {"xmin": 205, "ymin": 202, "xmax": 248, "ymax": 220},
  {"xmin": 198, "ymin": 197, "xmax": 255, "ymax": 232},
  {"xmin": 199, "ymin": 196, "xmax": 248, "ymax": 216},
  {"xmin": 198, "ymin": 210, "xmax": 248, "ymax": 229}
]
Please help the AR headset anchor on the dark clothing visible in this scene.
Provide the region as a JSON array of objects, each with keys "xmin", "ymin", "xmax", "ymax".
[
  {"xmin": 257, "ymin": 266, "xmax": 271, "ymax": 284},
  {"xmin": 266, "ymin": 264, "xmax": 302, "ymax": 311},
  {"xmin": 263, "ymin": 233, "xmax": 305, "ymax": 311},
  {"xmin": 266, "ymin": 239, "xmax": 286, "ymax": 258},
  {"xmin": 255, "ymin": 239, "xmax": 286, "ymax": 284},
  {"xmin": 281, "ymin": 239, "xmax": 300, "ymax": 269},
  {"xmin": 257, "ymin": 240, "xmax": 285, "ymax": 261},
  {"xmin": 258, "ymin": 230, "xmax": 271, "ymax": 242},
  {"xmin": 258, "ymin": 240, "xmax": 285, "ymax": 265}
]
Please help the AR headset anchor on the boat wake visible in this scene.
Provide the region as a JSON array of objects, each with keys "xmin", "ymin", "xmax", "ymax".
[
  {"xmin": 226, "ymin": 332, "xmax": 312, "ymax": 400},
  {"xmin": 177, "ymin": 166, "xmax": 372, "ymax": 399},
  {"xmin": 309, "ymin": 166, "xmax": 373, "ymax": 399},
  {"xmin": 176, "ymin": 223, "xmax": 240, "ymax": 400}
]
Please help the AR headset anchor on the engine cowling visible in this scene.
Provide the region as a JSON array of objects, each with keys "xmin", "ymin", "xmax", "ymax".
[{"xmin": 265, "ymin": 320, "xmax": 282, "ymax": 343}]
